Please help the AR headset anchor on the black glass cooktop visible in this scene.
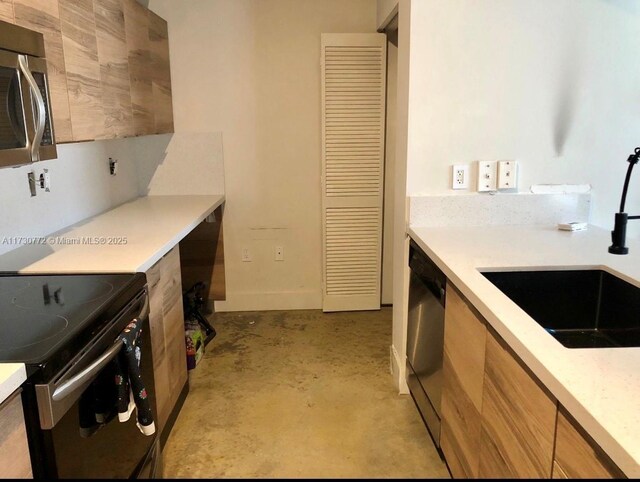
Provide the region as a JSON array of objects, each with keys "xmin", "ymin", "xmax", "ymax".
[{"xmin": 0, "ymin": 273, "xmax": 145, "ymax": 372}]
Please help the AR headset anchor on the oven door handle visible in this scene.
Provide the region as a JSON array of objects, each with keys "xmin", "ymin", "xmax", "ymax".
[
  {"xmin": 51, "ymin": 294, "xmax": 150, "ymax": 402},
  {"xmin": 52, "ymin": 340, "xmax": 122, "ymax": 402},
  {"xmin": 17, "ymin": 54, "xmax": 45, "ymax": 162}
]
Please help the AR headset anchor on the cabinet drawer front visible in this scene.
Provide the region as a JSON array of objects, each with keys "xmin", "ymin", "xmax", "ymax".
[
  {"xmin": 444, "ymin": 286, "xmax": 486, "ymax": 410},
  {"xmin": 479, "ymin": 330, "xmax": 557, "ymax": 478},
  {"xmin": 441, "ymin": 364, "xmax": 482, "ymax": 478},
  {"xmin": 0, "ymin": 391, "xmax": 32, "ymax": 478},
  {"xmin": 441, "ymin": 285, "xmax": 487, "ymax": 478},
  {"xmin": 554, "ymin": 408, "xmax": 624, "ymax": 479}
]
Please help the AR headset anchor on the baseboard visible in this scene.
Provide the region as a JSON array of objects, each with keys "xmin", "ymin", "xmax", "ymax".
[
  {"xmin": 213, "ymin": 289, "xmax": 322, "ymax": 312},
  {"xmin": 391, "ymin": 344, "xmax": 409, "ymax": 394}
]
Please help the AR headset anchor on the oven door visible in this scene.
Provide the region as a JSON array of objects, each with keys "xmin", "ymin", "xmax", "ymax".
[
  {"xmin": 0, "ymin": 49, "xmax": 31, "ymax": 168},
  {"xmin": 33, "ymin": 290, "xmax": 159, "ymax": 479}
]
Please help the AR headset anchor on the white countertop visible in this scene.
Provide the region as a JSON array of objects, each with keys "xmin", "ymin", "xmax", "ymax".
[
  {"xmin": 0, "ymin": 363, "xmax": 26, "ymax": 405},
  {"xmin": 0, "ymin": 194, "xmax": 224, "ymax": 404},
  {"xmin": 0, "ymin": 194, "xmax": 225, "ymax": 274},
  {"xmin": 408, "ymin": 224, "xmax": 640, "ymax": 477}
]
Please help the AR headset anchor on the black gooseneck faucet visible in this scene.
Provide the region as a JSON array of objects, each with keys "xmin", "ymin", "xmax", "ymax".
[{"xmin": 609, "ymin": 147, "xmax": 640, "ymax": 255}]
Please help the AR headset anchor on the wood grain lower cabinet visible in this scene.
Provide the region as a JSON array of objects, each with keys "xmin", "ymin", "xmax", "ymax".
[
  {"xmin": 148, "ymin": 9, "xmax": 173, "ymax": 134},
  {"xmin": 59, "ymin": 0, "xmax": 104, "ymax": 141},
  {"xmin": 0, "ymin": 390, "xmax": 32, "ymax": 479},
  {"xmin": 441, "ymin": 285, "xmax": 486, "ymax": 478},
  {"xmin": 553, "ymin": 408, "xmax": 624, "ymax": 479},
  {"xmin": 94, "ymin": 0, "xmax": 133, "ymax": 138},
  {"xmin": 13, "ymin": 0, "xmax": 74, "ymax": 142},
  {"xmin": 147, "ymin": 246, "xmax": 187, "ymax": 434},
  {"xmin": 478, "ymin": 329, "xmax": 557, "ymax": 478}
]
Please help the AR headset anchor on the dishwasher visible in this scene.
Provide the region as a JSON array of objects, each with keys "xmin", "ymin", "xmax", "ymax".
[{"xmin": 406, "ymin": 239, "xmax": 447, "ymax": 447}]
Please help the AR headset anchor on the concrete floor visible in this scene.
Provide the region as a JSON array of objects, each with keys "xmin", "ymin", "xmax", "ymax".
[{"xmin": 163, "ymin": 309, "xmax": 450, "ymax": 478}]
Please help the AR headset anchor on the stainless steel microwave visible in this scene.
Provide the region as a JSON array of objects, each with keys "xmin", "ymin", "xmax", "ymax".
[{"xmin": 0, "ymin": 19, "xmax": 56, "ymax": 169}]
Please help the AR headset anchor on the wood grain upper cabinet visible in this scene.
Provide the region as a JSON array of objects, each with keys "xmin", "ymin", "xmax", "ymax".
[
  {"xmin": 13, "ymin": 0, "xmax": 73, "ymax": 142},
  {"xmin": 148, "ymin": 9, "xmax": 173, "ymax": 134},
  {"xmin": 440, "ymin": 285, "xmax": 487, "ymax": 478},
  {"xmin": 122, "ymin": 0, "xmax": 152, "ymax": 136},
  {"xmin": 59, "ymin": 0, "xmax": 104, "ymax": 141},
  {"xmin": 553, "ymin": 407, "xmax": 624, "ymax": 479},
  {"xmin": 0, "ymin": 0, "xmax": 14, "ymax": 22},
  {"xmin": 0, "ymin": 391, "xmax": 33, "ymax": 478},
  {"xmin": 478, "ymin": 329, "xmax": 557, "ymax": 478},
  {"xmin": 94, "ymin": 0, "xmax": 133, "ymax": 138}
]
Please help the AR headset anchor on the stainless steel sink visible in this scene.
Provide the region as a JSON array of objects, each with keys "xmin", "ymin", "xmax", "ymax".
[{"xmin": 481, "ymin": 269, "xmax": 640, "ymax": 348}]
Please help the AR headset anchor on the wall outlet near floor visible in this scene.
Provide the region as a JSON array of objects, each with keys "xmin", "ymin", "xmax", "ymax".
[
  {"xmin": 451, "ymin": 164, "xmax": 470, "ymax": 190},
  {"xmin": 275, "ymin": 246, "xmax": 284, "ymax": 261},
  {"xmin": 497, "ymin": 160, "xmax": 517, "ymax": 190},
  {"xmin": 477, "ymin": 161, "xmax": 497, "ymax": 192},
  {"xmin": 241, "ymin": 248, "xmax": 252, "ymax": 262}
]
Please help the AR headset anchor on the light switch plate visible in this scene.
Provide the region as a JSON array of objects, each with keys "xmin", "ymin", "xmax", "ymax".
[
  {"xmin": 451, "ymin": 164, "xmax": 470, "ymax": 190},
  {"xmin": 477, "ymin": 161, "xmax": 497, "ymax": 192},
  {"xmin": 498, "ymin": 160, "xmax": 517, "ymax": 190}
]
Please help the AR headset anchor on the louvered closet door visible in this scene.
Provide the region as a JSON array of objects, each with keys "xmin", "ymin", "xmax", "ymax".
[{"xmin": 321, "ymin": 33, "xmax": 387, "ymax": 312}]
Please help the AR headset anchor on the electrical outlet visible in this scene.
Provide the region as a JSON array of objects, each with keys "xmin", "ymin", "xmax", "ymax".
[
  {"xmin": 477, "ymin": 161, "xmax": 497, "ymax": 192},
  {"xmin": 241, "ymin": 248, "xmax": 252, "ymax": 262},
  {"xmin": 498, "ymin": 160, "xmax": 517, "ymax": 190},
  {"xmin": 109, "ymin": 157, "xmax": 118, "ymax": 176},
  {"xmin": 451, "ymin": 164, "xmax": 470, "ymax": 190},
  {"xmin": 275, "ymin": 246, "xmax": 284, "ymax": 261},
  {"xmin": 39, "ymin": 169, "xmax": 51, "ymax": 192}
]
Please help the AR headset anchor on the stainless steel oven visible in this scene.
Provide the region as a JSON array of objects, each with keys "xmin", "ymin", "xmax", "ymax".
[{"xmin": 0, "ymin": 19, "xmax": 56, "ymax": 168}]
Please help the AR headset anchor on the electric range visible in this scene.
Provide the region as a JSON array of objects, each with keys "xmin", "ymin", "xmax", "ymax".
[{"xmin": 0, "ymin": 273, "xmax": 161, "ymax": 479}]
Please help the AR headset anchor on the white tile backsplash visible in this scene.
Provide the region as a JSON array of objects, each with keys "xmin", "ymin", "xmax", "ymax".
[{"xmin": 409, "ymin": 193, "xmax": 591, "ymax": 228}]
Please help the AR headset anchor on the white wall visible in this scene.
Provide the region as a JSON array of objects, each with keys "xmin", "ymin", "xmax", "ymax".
[
  {"xmin": 406, "ymin": 0, "xmax": 640, "ymax": 237},
  {"xmin": 149, "ymin": 0, "xmax": 378, "ymax": 311},
  {"xmin": 390, "ymin": 0, "xmax": 411, "ymax": 392},
  {"xmin": 0, "ymin": 139, "xmax": 140, "ymax": 257},
  {"xmin": 388, "ymin": 0, "xmax": 640, "ymax": 390},
  {"xmin": 135, "ymin": 133, "xmax": 225, "ymax": 196}
]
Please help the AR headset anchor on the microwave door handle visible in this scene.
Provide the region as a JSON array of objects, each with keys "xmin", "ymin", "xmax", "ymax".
[
  {"xmin": 51, "ymin": 293, "xmax": 150, "ymax": 402},
  {"xmin": 17, "ymin": 55, "xmax": 45, "ymax": 162}
]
